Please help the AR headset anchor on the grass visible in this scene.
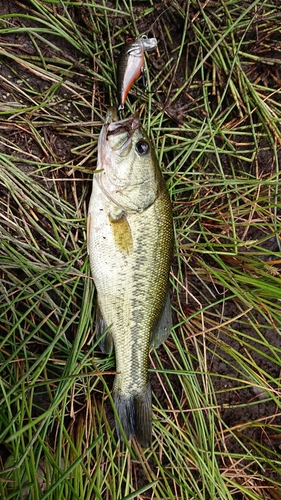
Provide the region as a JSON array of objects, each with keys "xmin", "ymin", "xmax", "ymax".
[{"xmin": 0, "ymin": 0, "xmax": 281, "ymax": 498}]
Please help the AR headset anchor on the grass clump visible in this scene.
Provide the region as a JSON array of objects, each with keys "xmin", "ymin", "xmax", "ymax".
[{"xmin": 0, "ymin": 0, "xmax": 281, "ymax": 498}]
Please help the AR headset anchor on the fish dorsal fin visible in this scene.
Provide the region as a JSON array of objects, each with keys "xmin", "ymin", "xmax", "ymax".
[{"xmin": 150, "ymin": 292, "xmax": 173, "ymax": 349}]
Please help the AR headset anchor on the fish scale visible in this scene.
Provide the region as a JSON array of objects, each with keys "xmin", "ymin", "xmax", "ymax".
[{"xmin": 88, "ymin": 107, "xmax": 173, "ymax": 446}]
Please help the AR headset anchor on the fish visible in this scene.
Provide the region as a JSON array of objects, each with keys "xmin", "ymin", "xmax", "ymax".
[
  {"xmin": 87, "ymin": 107, "xmax": 173, "ymax": 447},
  {"xmin": 117, "ymin": 35, "xmax": 157, "ymax": 110}
]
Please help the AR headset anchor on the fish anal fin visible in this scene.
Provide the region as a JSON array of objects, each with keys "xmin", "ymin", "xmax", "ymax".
[
  {"xmin": 150, "ymin": 292, "xmax": 172, "ymax": 349},
  {"xmin": 95, "ymin": 301, "xmax": 113, "ymax": 355}
]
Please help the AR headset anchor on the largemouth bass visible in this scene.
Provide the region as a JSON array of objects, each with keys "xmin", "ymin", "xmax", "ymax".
[
  {"xmin": 117, "ymin": 35, "xmax": 157, "ymax": 110},
  {"xmin": 87, "ymin": 107, "xmax": 173, "ymax": 447}
]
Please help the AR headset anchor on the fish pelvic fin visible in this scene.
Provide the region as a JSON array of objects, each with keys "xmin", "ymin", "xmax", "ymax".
[{"xmin": 113, "ymin": 382, "xmax": 152, "ymax": 448}]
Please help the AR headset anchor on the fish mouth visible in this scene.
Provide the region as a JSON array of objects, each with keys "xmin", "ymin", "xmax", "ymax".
[{"xmin": 105, "ymin": 107, "xmax": 139, "ymax": 154}]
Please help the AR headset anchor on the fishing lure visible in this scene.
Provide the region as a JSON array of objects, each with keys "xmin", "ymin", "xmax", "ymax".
[{"xmin": 117, "ymin": 35, "xmax": 157, "ymax": 110}]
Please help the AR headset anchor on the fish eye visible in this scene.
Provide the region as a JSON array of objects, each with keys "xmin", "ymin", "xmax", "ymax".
[{"xmin": 135, "ymin": 140, "xmax": 149, "ymax": 156}]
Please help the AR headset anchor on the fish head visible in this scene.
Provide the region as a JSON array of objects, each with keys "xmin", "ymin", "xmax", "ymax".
[{"xmin": 98, "ymin": 107, "xmax": 161, "ymax": 211}]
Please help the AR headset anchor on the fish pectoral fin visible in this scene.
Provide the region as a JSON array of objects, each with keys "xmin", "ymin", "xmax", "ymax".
[
  {"xmin": 150, "ymin": 292, "xmax": 173, "ymax": 349},
  {"xmin": 109, "ymin": 211, "xmax": 133, "ymax": 255},
  {"xmin": 95, "ymin": 301, "xmax": 114, "ymax": 355}
]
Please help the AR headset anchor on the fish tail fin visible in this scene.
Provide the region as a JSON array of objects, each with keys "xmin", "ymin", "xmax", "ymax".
[
  {"xmin": 134, "ymin": 384, "xmax": 152, "ymax": 447},
  {"xmin": 113, "ymin": 382, "xmax": 152, "ymax": 448}
]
